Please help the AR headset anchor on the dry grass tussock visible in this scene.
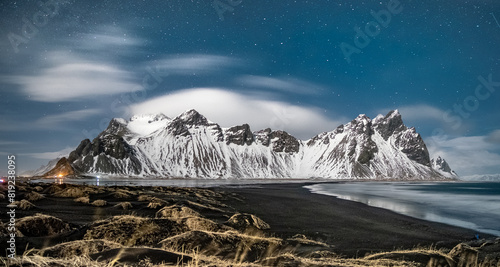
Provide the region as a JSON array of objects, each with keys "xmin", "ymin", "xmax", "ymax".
[
  {"xmin": 114, "ymin": 201, "xmax": 133, "ymax": 210},
  {"xmin": 10, "ymin": 199, "xmax": 35, "ymax": 210},
  {"xmin": 137, "ymin": 194, "xmax": 154, "ymax": 202},
  {"xmin": 74, "ymin": 196, "xmax": 90, "ymax": 204},
  {"xmin": 84, "ymin": 215, "xmax": 185, "ymax": 247},
  {"xmin": 161, "ymin": 230, "xmax": 283, "ymax": 263},
  {"xmin": 53, "ymin": 186, "xmax": 87, "ymax": 198},
  {"xmin": 147, "ymin": 197, "xmax": 169, "ymax": 209},
  {"xmin": 179, "ymin": 216, "xmax": 233, "ymax": 233},
  {"xmin": 156, "ymin": 205, "xmax": 201, "ymax": 219},
  {"xmin": 91, "ymin": 199, "xmax": 107, "ymax": 207},
  {"xmin": 16, "ymin": 213, "xmax": 72, "ymax": 237},
  {"xmin": 33, "ymin": 185, "xmax": 44, "ymax": 191},
  {"xmin": 110, "ymin": 188, "xmax": 136, "ymax": 199},
  {"xmin": 24, "ymin": 191, "xmax": 45, "ymax": 202},
  {"xmin": 226, "ymin": 213, "xmax": 270, "ymax": 231},
  {"xmin": 39, "ymin": 239, "xmax": 123, "ymax": 258}
]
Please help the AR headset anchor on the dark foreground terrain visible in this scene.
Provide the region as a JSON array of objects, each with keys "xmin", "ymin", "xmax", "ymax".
[{"xmin": 0, "ymin": 181, "xmax": 499, "ymax": 266}]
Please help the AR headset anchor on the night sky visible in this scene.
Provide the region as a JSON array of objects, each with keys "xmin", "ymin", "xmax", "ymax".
[{"xmin": 1, "ymin": 0, "xmax": 499, "ymax": 177}]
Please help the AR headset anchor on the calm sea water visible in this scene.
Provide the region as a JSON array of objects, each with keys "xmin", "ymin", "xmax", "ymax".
[{"xmin": 304, "ymin": 182, "xmax": 500, "ymax": 236}]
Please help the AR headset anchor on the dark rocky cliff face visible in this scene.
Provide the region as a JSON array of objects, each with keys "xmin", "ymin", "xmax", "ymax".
[
  {"xmin": 225, "ymin": 124, "xmax": 254, "ymax": 146},
  {"xmin": 270, "ymin": 130, "xmax": 300, "ymax": 153},
  {"xmin": 43, "ymin": 157, "xmax": 75, "ymax": 177},
  {"xmin": 67, "ymin": 120, "xmax": 143, "ymax": 175}
]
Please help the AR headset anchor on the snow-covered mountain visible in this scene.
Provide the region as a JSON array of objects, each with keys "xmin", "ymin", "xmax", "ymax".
[
  {"xmin": 21, "ymin": 157, "xmax": 61, "ymax": 177},
  {"xmin": 431, "ymin": 156, "xmax": 458, "ymax": 178},
  {"xmin": 460, "ymin": 174, "xmax": 500, "ymax": 181},
  {"xmin": 44, "ymin": 109, "xmax": 456, "ymax": 179}
]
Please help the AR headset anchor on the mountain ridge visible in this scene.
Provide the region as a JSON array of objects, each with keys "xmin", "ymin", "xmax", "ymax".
[{"xmin": 41, "ymin": 109, "xmax": 457, "ymax": 180}]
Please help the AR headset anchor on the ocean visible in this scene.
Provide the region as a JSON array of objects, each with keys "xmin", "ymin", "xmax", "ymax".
[{"xmin": 304, "ymin": 182, "xmax": 500, "ymax": 236}]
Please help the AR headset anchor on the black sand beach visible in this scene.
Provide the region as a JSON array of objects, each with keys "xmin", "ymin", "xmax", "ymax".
[{"xmin": 215, "ymin": 182, "xmax": 481, "ymax": 256}]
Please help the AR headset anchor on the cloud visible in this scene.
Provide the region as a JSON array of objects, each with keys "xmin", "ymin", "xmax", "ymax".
[
  {"xmin": 21, "ymin": 146, "xmax": 74, "ymax": 160},
  {"xmin": 0, "ymin": 141, "xmax": 26, "ymax": 146},
  {"xmin": 379, "ymin": 104, "xmax": 446, "ymax": 122},
  {"xmin": 486, "ymin": 129, "xmax": 500, "ymax": 144},
  {"xmin": 6, "ymin": 51, "xmax": 141, "ymax": 102},
  {"xmin": 129, "ymin": 88, "xmax": 346, "ymax": 139},
  {"xmin": 74, "ymin": 25, "xmax": 144, "ymax": 51},
  {"xmin": 236, "ymin": 75, "xmax": 324, "ymax": 95},
  {"xmin": 151, "ymin": 54, "xmax": 242, "ymax": 75},
  {"xmin": 426, "ymin": 135, "xmax": 500, "ymax": 176},
  {"xmin": 36, "ymin": 108, "xmax": 102, "ymax": 127}
]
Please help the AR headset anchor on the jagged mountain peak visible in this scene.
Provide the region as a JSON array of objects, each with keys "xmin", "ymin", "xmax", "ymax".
[
  {"xmin": 373, "ymin": 110, "xmax": 406, "ymax": 140},
  {"xmin": 431, "ymin": 156, "xmax": 458, "ymax": 178},
  {"xmin": 175, "ymin": 109, "xmax": 211, "ymax": 126}
]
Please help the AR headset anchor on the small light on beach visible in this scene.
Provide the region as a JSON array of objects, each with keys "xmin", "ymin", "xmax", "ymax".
[{"xmin": 58, "ymin": 174, "xmax": 63, "ymax": 178}]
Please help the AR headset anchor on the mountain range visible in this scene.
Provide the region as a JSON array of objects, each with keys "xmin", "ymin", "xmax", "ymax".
[{"xmin": 40, "ymin": 109, "xmax": 457, "ymax": 179}]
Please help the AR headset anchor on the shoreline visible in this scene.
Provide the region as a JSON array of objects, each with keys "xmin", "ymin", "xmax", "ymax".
[{"xmin": 213, "ymin": 182, "xmax": 488, "ymax": 256}]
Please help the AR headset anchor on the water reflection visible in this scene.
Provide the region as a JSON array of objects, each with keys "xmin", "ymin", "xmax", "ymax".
[{"xmin": 305, "ymin": 182, "xmax": 500, "ymax": 236}]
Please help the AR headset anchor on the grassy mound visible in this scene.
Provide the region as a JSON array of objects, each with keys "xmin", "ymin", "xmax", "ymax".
[
  {"xmin": 16, "ymin": 213, "xmax": 72, "ymax": 237},
  {"xmin": 114, "ymin": 202, "xmax": 133, "ymax": 210},
  {"xmin": 161, "ymin": 230, "xmax": 283, "ymax": 262},
  {"xmin": 179, "ymin": 216, "xmax": 233, "ymax": 233},
  {"xmin": 91, "ymin": 199, "xmax": 107, "ymax": 207},
  {"xmin": 53, "ymin": 187, "xmax": 87, "ymax": 198},
  {"xmin": 84, "ymin": 215, "xmax": 185, "ymax": 247},
  {"xmin": 109, "ymin": 188, "xmax": 135, "ymax": 199},
  {"xmin": 155, "ymin": 204, "xmax": 201, "ymax": 219},
  {"xmin": 74, "ymin": 196, "xmax": 90, "ymax": 204},
  {"xmin": 24, "ymin": 191, "xmax": 45, "ymax": 202},
  {"xmin": 226, "ymin": 213, "xmax": 270, "ymax": 231},
  {"xmin": 11, "ymin": 199, "xmax": 36, "ymax": 210},
  {"xmin": 39, "ymin": 239, "xmax": 123, "ymax": 258}
]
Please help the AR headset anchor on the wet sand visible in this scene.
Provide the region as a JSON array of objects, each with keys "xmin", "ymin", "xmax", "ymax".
[{"xmin": 214, "ymin": 182, "xmax": 483, "ymax": 257}]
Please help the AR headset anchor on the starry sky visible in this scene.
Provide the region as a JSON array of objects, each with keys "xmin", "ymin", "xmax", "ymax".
[{"xmin": 1, "ymin": 0, "xmax": 499, "ymax": 177}]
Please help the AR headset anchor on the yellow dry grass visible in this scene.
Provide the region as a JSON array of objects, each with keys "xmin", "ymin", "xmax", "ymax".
[
  {"xmin": 10, "ymin": 199, "xmax": 36, "ymax": 210},
  {"xmin": 24, "ymin": 191, "xmax": 45, "ymax": 202},
  {"xmin": 91, "ymin": 199, "xmax": 107, "ymax": 207},
  {"xmin": 74, "ymin": 196, "xmax": 90, "ymax": 204}
]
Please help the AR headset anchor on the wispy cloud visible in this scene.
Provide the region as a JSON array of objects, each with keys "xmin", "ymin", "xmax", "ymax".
[
  {"xmin": 0, "ymin": 141, "xmax": 26, "ymax": 146},
  {"xmin": 151, "ymin": 54, "xmax": 242, "ymax": 75},
  {"xmin": 236, "ymin": 75, "xmax": 324, "ymax": 95},
  {"xmin": 486, "ymin": 129, "xmax": 500, "ymax": 144},
  {"xmin": 129, "ymin": 88, "xmax": 346, "ymax": 139},
  {"xmin": 21, "ymin": 146, "xmax": 74, "ymax": 160},
  {"xmin": 426, "ymin": 134, "xmax": 500, "ymax": 176},
  {"xmin": 73, "ymin": 25, "xmax": 145, "ymax": 51},
  {"xmin": 36, "ymin": 108, "xmax": 102, "ymax": 127},
  {"xmin": 5, "ymin": 51, "xmax": 141, "ymax": 102}
]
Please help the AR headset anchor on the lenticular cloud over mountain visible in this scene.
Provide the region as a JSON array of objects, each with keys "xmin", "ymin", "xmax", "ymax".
[{"xmin": 129, "ymin": 88, "xmax": 345, "ymax": 140}]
